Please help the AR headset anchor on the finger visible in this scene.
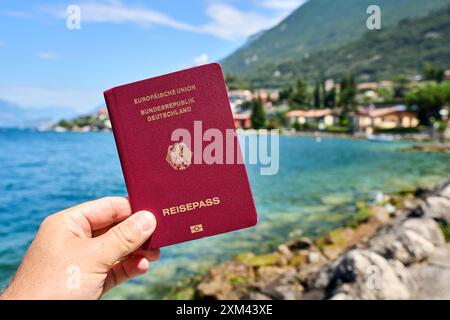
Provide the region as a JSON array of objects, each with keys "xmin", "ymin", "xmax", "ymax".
[
  {"xmin": 103, "ymin": 256, "xmax": 149, "ymax": 293},
  {"xmin": 92, "ymin": 224, "xmax": 116, "ymax": 238},
  {"xmin": 66, "ymin": 197, "xmax": 133, "ymax": 234},
  {"xmin": 133, "ymin": 248, "xmax": 161, "ymax": 262},
  {"xmin": 95, "ymin": 211, "xmax": 156, "ymax": 266}
]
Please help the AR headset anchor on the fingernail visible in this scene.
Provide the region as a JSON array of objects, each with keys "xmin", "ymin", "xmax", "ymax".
[{"xmin": 132, "ymin": 211, "xmax": 155, "ymax": 232}]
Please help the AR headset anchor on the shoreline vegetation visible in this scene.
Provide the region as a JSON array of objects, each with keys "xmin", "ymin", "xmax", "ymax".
[{"xmin": 163, "ymin": 180, "xmax": 450, "ymax": 300}]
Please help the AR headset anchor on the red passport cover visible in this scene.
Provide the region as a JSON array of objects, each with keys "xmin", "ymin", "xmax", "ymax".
[{"xmin": 104, "ymin": 63, "xmax": 257, "ymax": 248}]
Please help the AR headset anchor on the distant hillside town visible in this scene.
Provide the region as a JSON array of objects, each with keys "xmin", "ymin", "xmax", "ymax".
[{"xmin": 53, "ymin": 66, "xmax": 450, "ymax": 140}]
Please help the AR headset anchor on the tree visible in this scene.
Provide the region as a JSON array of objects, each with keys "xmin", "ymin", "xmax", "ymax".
[
  {"xmin": 324, "ymin": 87, "xmax": 336, "ymax": 108},
  {"xmin": 57, "ymin": 119, "xmax": 74, "ymax": 129},
  {"xmin": 225, "ymin": 74, "xmax": 252, "ymax": 90},
  {"xmin": 406, "ymin": 83, "xmax": 449, "ymax": 126},
  {"xmin": 423, "ymin": 63, "xmax": 445, "ymax": 83},
  {"xmin": 240, "ymin": 101, "xmax": 253, "ymax": 112},
  {"xmin": 393, "ymin": 75, "xmax": 410, "ymax": 98},
  {"xmin": 288, "ymin": 77, "xmax": 311, "ymax": 110},
  {"xmin": 339, "ymin": 74, "xmax": 357, "ymax": 110},
  {"xmin": 313, "ymin": 82, "xmax": 321, "ymax": 108},
  {"xmin": 279, "ymin": 86, "xmax": 293, "ymax": 101},
  {"xmin": 251, "ymin": 96, "xmax": 266, "ymax": 129}
]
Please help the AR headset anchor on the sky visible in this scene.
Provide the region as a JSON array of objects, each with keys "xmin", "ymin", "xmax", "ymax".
[{"xmin": 0, "ymin": 0, "xmax": 306, "ymax": 114}]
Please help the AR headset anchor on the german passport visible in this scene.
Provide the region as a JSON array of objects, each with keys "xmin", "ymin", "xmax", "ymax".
[{"xmin": 104, "ymin": 63, "xmax": 257, "ymax": 248}]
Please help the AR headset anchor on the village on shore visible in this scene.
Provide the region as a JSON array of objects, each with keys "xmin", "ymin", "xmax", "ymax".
[{"xmin": 52, "ymin": 65, "xmax": 450, "ymax": 142}]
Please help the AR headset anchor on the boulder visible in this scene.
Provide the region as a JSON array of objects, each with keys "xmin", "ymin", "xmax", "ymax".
[
  {"xmin": 439, "ymin": 184, "xmax": 450, "ymax": 199},
  {"xmin": 425, "ymin": 196, "xmax": 450, "ymax": 223},
  {"xmin": 258, "ymin": 272, "xmax": 304, "ymax": 300},
  {"xmin": 368, "ymin": 218, "xmax": 444, "ymax": 265},
  {"xmin": 196, "ymin": 261, "xmax": 254, "ymax": 300},
  {"xmin": 285, "ymin": 237, "xmax": 313, "ymax": 251},
  {"xmin": 322, "ymin": 249, "xmax": 411, "ymax": 300},
  {"xmin": 255, "ymin": 265, "xmax": 296, "ymax": 284}
]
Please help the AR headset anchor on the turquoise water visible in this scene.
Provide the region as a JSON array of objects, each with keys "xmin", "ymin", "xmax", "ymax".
[{"xmin": 1, "ymin": 129, "xmax": 449, "ymax": 298}]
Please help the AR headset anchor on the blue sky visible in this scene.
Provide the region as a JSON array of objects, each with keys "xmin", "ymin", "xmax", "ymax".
[{"xmin": 0, "ymin": 0, "xmax": 305, "ymax": 114}]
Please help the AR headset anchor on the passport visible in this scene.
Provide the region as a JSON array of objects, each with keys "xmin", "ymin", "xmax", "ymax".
[{"xmin": 104, "ymin": 63, "xmax": 258, "ymax": 248}]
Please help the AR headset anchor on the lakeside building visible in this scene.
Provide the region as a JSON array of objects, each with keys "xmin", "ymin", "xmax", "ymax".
[
  {"xmin": 285, "ymin": 109, "xmax": 338, "ymax": 127},
  {"xmin": 97, "ymin": 107, "xmax": 109, "ymax": 120},
  {"xmin": 233, "ymin": 113, "xmax": 252, "ymax": 129},
  {"xmin": 355, "ymin": 105, "xmax": 419, "ymax": 133},
  {"xmin": 357, "ymin": 82, "xmax": 378, "ymax": 91},
  {"xmin": 228, "ymin": 89, "xmax": 253, "ymax": 113},
  {"xmin": 253, "ymin": 89, "xmax": 280, "ymax": 102},
  {"xmin": 357, "ymin": 80, "xmax": 393, "ymax": 92}
]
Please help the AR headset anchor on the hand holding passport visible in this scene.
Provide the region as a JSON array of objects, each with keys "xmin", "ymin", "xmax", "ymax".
[{"xmin": 104, "ymin": 63, "xmax": 258, "ymax": 248}]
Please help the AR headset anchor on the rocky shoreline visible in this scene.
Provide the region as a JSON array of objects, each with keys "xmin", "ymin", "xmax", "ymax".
[{"xmin": 171, "ymin": 181, "xmax": 450, "ymax": 300}]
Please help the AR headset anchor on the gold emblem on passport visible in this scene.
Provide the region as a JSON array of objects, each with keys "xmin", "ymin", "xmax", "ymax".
[
  {"xmin": 190, "ymin": 224, "xmax": 204, "ymax": 233},
  {"xmin": 166, "ymin": 142, "xmax": 192, "ymax": 170}
]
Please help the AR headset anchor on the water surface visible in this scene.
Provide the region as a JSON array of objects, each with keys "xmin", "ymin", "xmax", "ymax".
[{"xmin": 1, "ymin": 129, "xmax": 449, "ymax": 298}]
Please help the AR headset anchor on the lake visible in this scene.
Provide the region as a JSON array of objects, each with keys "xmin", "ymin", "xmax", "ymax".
[{"xmin": 1, "ymin": 129, "xmax": 449, "ymax": 299}]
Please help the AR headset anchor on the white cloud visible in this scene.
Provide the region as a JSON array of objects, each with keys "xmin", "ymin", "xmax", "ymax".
[
  {"xmin": 198, "ymin": 3, "xmax": 280, "ymax": 40},
  {"xmin": 0, "ymin": 85, "xmax": 101, "ymax": 112},
  {"xmin": 50, "ymin": 0, "xmax": 196, "ymax": 32},
  {"xmin": 43, "ymin": 0, "xmax": 292, "ymax": 41},
  {"xmin": 193, "ymin": 54, "xmax": 209, "ymax": 66},
  {"xmin": 37, "ymin": 52, "xmax": 58, "ymax": 60},
  {"xmin": 260, "ymin": 0, "xmax": 307, "ymax": 11}
]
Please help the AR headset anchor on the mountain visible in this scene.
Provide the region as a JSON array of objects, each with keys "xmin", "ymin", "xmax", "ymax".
[
  {"xmin": 0, "ymin": 100, "xmax": 77, "ymax": 128},
  {"xmin": 235, "ymin": 6, "xmax": 450, "ymax": 87},
  {"xmin": 222, "ymin": 0, "xmax": 450, "ymax": 85}
]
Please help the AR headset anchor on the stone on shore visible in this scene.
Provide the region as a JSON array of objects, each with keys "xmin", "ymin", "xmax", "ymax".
[
  {"xmin": 320, "ymin": 249, "xmax": 411, "ymax": 300},
  {"xmin": 193, "ymin": 180, "xmax": 450, "ymax": 300},
  {"xmin": 368, "ymin": 218, "xmax": 444, "ymax": 265},
  {"xmin": 424, "ymin": 196, "xmax": 450, "ymax": 223},
  {"xmin": 196, "ymin": 261, "xmax": 254, "ymax": 299},
  {"xmin": 439, "ymin": 184, "xmax": 450, "ymax": 199}
]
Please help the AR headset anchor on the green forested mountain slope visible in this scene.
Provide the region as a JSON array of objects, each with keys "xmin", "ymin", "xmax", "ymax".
[
  {"xmin": 222, "ymin": 0, "xmax": 450, "ymax": 84},
  {"xmin": 226, "ymin": 5, "xmax": 450, "ymax": 87}
]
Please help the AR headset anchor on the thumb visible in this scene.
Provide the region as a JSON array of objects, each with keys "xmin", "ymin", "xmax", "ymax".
[{"xmin": 95, "ymin": 211, "xmax": 156, "ymax": 266}]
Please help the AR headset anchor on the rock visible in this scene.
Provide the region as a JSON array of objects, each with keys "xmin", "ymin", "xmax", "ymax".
[
  {"xmin": 285, "ymin": 237, "xmax": 313, "ymax": 251},
  {"xmin": 402, "ymin": 218, "xmax": 445, "ymax": 247},
  {"xmin": 258, "ymin": 272, "xmax": 304, "ymax": 300},
  {"xmin": 323, "ymin": 249, "xmax": 411, "ymax": 300},
  {"xmin": 316, "ymin": 228, "xmax": 355, "ymax": 260},
  {"xmin": 277, "ymin": 244, "xmax": 293, "ymax": 259},
  {"xmin": 256, "ymin": 266, "xmax": 296, "ymax": 284},
  {"xmin": 195, "ymin": 181, "xmax": 450, "ymax": 301},
  {"xmin": 321, "ymin": 247, "xmax": 345, "ymax": 260},
  {"xmin": 408, "ymin": 245, "xmax": 450, "ymax": 299},
  {"xmin": 371, "ymin": 206, "xmax": 391, "ymax": 224},
  {"xmin": 368, "ymin": 218, "xmax": 444, "ymax": 265},
  {"xmin": 414, "ymin": 186, "xmax": 434, "ymax": 199},
  {"xmin": 308, "ymin": 251, "xmax": 326, "ymax": 264},
  {"xmin": 196, "ymin": 261, "xmax": 254, "ymax": 300},
  {"xmin": 407, "ymin": 199, "xmax": 427, "ymax": 218},
  {"xmin": 439, "ymin": 184, "xmax": 450, "ymax": 199},
  {"xmin": 288, "ymin": 250, "xmax": 309, "ymax": 266},
  {"xmin": 424, "ymin": 196, "xmax": 450, "ymax": 223},
  {"xmin": 235, "ymin": 253, "xmax": 280, "ymax": 267},
  {"xmin": 241, "ymin": 291, "xmax": 272, "ymax": 300}
]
